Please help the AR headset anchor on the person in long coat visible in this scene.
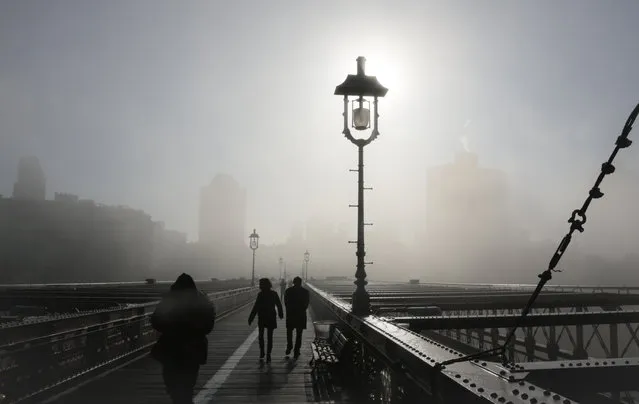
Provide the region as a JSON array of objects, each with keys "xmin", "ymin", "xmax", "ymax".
[
  {"xmin": 284, "ymin": 276, "xmax": 310, "ymax": 358},
  {"xmin": 151, "ymin": 273, "xmax": 216, "ymax": 404},
  {"xmin": 248, "ymin": 278, "xmax": 283, "ymax": 363}
]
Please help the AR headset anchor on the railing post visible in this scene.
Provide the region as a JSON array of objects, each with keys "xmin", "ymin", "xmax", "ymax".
[
  {"xmin": 573, "ymin": 307, "xmax": 588, "ymax": 359},
  {"xmin": 546, "ymin": 308, "xmax": 559, "ymax": 360},
  {"xmin": 610, "ymin": 323, "xmax": 620, "ymax": 402}
]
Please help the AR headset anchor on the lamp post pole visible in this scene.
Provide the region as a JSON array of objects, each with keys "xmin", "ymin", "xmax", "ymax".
[
  {"xmin": 334, "ymin": 56, "xmax": 388, "ymax": 316},
  {"xmin": 249, "ymin": 229, "xmax": 260, "ymax": 287},
  {"xmin": 304, "ymin": 250, "xmax": 310, "ymax": 281}
]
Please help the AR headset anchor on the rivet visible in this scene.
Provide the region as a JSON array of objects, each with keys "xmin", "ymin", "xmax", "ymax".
[{"xmin": 521, "ymin": 393, "xmax": 529, "ymax": 400}]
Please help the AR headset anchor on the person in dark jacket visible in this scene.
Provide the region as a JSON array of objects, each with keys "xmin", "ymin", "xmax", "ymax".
[
  {"xmin": 284, "ymin": 276, "xmax": 310, "ymax": 358},
  {"xmin": 151, "ymin": 273, "xmax": 215, "ymax": 404},
  {"xmin": 248, "ymin": 278, "xmax": 283, "ymax": 363}
]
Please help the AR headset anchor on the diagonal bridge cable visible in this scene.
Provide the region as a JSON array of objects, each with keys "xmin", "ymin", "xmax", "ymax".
[{"xmin": 432, "ymin": 102, "xmax": 639, "ymax": 374}]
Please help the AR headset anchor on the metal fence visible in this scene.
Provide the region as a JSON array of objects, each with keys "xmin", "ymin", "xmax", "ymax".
[{"xmin": 0, "ymin": 286, "xmax": 257, "ymax": 403}]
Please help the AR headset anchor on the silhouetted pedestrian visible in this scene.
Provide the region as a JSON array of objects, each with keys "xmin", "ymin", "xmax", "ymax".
[
  {"xmin": 284, "ymin": 276, "xmax": 310, "ymax": 358},
  {"xmin": 151, "ymin": 273, "xmax": 215, "ymax": 404},
  {"xmin": 248, "ymin": 278, "xmax": 283, "ymax": 363}
]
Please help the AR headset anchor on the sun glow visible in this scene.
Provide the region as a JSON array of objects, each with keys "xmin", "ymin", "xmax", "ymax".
[{"xmin": 356, "ymin": 49, "xmax": 404, "ymax": 98}]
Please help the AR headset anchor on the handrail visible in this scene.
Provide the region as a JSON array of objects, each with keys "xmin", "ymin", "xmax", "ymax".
[{"xmin": 0, "ymin": 286, "xmax": 253, "ymax": 331}]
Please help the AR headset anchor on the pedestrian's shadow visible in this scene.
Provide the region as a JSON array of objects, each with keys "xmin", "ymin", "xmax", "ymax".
[{"xmin": 256, "ymin": 357, "xmax": 298, "ymax": 394}]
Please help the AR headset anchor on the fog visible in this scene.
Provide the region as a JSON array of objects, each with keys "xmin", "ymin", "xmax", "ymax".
[{"xmin": 2, "ymin": 1, "xmax": 639, "ymax": 284}]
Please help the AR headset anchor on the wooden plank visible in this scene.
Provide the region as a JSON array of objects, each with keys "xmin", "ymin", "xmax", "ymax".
[
  {"xmin": 49, "ymin": 303, "xmax": 361, "ymax": 403},
  {"xmin": 54, "ymin": 305, "xmax": 257, "ymax": 404}
]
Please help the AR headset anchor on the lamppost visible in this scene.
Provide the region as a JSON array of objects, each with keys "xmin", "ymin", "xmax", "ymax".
[
  {"xmin": 334, "ymin": 56, "xmax": 388, "ymax": 316},
  {"xmin": 279, "ymin": 257, "xmax": 287, "ymax": 297},
  {"xmin": 249, "ymin": 229, "xmax": 259, "ymax": 287},
  {"xmin": 304, "ymin": 250, "xmax": 310, "ymax": 281}
]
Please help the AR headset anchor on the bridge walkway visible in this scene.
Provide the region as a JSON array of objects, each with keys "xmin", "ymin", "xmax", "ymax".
[{"xmin": 45, "ymin": 303, "xmax": 352, "ymax": 403}]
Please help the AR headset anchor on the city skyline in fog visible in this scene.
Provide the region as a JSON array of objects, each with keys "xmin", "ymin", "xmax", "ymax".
[{"xmin": 2, "ymin": 1, "xmax": 639, "ymax": 281}]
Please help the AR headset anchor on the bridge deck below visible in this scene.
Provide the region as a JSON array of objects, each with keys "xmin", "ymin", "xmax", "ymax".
[{"xmin": 48, "ymin": 304, "xmax": 351, "ymax": 403}]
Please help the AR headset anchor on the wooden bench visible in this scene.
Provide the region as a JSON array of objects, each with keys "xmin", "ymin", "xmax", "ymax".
[{"xmin": 309, "ymin": 326, "xmax": 352, "ymax": 400}]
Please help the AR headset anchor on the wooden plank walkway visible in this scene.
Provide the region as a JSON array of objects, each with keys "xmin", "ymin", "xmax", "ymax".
[{"xmin": 47, "ymin": 302, "xmax": 357, "ymax": 403}]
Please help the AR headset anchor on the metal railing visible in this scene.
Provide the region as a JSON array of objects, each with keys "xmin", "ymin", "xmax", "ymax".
[
  {"xmin": 307, "ymin": 283, "xmax": 578, "ymax": 404},
  {"xmin": 0, "ymin": 286, "xmax": 257, "ymax": 403}
]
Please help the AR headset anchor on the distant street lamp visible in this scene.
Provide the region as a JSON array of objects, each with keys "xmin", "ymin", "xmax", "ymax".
[
  {"xmin": 278, "ymin": 257, "xmax": 284, "ymax": 280},
  {"xmin": 334, "ymin": 56, "xmax": 388, "ymax": 316},
  {"xmin": 249, "ymin": 229, "xmax": 259, "ymax": 287},
  {"xmin": 304, "ymin": 250, "xmax": 310, "ymax": 281}
]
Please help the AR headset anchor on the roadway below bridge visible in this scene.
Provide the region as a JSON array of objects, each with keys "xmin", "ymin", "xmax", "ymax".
[{"xmin": 0, "ymin": 279, "xmax": 251, "ymax": 313}]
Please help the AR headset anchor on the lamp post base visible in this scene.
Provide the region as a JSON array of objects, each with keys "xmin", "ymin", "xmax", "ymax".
[{"xmin": 351, "ymin": 280, "xmax": 370, "ymax": 316}]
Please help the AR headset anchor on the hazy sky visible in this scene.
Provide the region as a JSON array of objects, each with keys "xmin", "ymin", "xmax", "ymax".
[{"xmin": 2, "ymin": 1, "xmax": 639, "ymax": 256}]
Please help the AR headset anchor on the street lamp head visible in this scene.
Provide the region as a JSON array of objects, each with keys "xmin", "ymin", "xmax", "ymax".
[
  {"xmin": 335, "ymin": 56, "xmax": 388, "ymax": 143},
  {"xmin": 304, "ymin": 250, "xmax": 310, "ymax": 262},
  {"xmin": 334, "ymin": 56, "xmax": 388, "ymax": 98},
  {"xmin": 249, "ymin": 229, "xmax": 259, "ymax": 250}
]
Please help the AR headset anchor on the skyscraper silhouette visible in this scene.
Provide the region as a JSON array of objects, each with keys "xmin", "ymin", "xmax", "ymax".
[
  {"xmin": 426, "ymin": 151, "xmax": 510, "ymax": 276},
  {"xmin": 199, "ymin": 174, "xmax": 247, "ymax": 250},
  {"xmin": 12, "ymin": 156, "xmax": 46, "ymax": 200}
]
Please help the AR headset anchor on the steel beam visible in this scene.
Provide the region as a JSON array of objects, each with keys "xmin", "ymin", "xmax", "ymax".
[
  {"xmin": 509, "ymin": 357, "xmax": 639, "ymax": 393},
  {"xmin": 390, "ymin": 310, "xmax": 639, "ymax": 331},
  {"xmin": 369, "ymin": 293, "xmax": 638, "ymax": 311}
]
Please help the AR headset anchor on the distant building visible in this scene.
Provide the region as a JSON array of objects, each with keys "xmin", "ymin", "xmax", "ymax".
[
  {"xmin": 151, "ymin": 221, "xmax": 189, "ymax": 279},
  {"xmin": 54, "ymin": 192, "xmax": 80, "ymax": 203},
  {"xmin": 425, "ymin": 151, "xmax": 511, "ymax": 272},
  {"xmin": 0, "ymin": 198, "xmax": 155, "ymax": 283},
  {"xmin": 199, "ymin": 174, "xmax": 247, "ymax": 249},
  {"xmin": 12, "ymin": 156, "xmax": 46, "ymax": 200}
]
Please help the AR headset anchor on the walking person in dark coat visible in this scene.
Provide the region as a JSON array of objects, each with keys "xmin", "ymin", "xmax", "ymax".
[
  {"xmin": 151, "ymin": 273, "xmax": 216, "ymax": 404},
  {"xmin": 248, "ymin": 278, "xmax": 283, "ymax": 363},
  {"xmin": 284, "ymin": 276, "xmax": 310, "ymax": 358}
]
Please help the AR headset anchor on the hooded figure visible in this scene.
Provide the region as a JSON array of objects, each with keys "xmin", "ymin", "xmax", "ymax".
[
  {"xmin": 151, "ymin": 273, "xmax": 215, "ymax": 404},
  {"xmin": 248, "ymin": 278, "xmax": 283, "ymax": 363}
]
